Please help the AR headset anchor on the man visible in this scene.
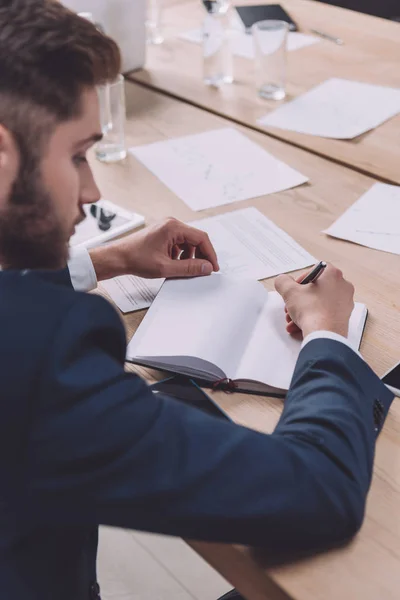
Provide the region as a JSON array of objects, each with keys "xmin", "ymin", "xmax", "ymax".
[{"xmin": 0, "ymin": 2, "xmax": 393, "ymax": 600}]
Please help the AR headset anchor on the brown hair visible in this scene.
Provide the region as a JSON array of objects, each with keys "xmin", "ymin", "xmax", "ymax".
[{"xmin": 0, "ymin": 0, "xmax": 121, "ymax": 154}]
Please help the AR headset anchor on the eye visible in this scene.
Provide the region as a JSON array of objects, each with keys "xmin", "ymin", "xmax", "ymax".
[{"xmin": 72, "ymin": 154, "xmax": 88, "ymax": 166}]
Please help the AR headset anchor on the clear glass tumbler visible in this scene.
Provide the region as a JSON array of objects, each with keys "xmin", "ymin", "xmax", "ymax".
[
  {"xmin": 96, "ymin": 75, "xmax": 127, "ymax": 163},
  {"xmin": 203, "ymin": 0, "xmax": 233, "ymax": 87},
  {"xmin": 252, "ymin": 20, "xmax": 289, "ymax": 101},
  {"xmin": 146, "ymin": 0, "xmax": 164, "ymax": 45}
]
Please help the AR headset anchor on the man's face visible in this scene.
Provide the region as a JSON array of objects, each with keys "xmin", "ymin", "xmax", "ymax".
[{"xmin": 0, "ymin": 88, "xmax": 102, "ymax": 270}]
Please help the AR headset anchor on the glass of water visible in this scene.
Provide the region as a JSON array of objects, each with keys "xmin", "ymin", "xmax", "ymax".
[
  {"xmin": 252, "ymin": 20, "xmax": 289, "ymax": 101},
  {"xmin": 96, "ymin": 75, "xmax": 127, "ymax": 163},
  {"xmin": 146, "ymin": 0, "xmax": 164, "ymax": 45},
  {"xmin": 202, "ymin": 0, "xmax": 233, "ymax": 87}
]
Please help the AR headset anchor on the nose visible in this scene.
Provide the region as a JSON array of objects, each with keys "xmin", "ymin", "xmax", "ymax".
[{"xmin": 80, "ymin": 167, "xmax": 101, "ymax": 206}]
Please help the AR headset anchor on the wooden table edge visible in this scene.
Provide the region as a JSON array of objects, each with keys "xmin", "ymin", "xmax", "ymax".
[
  {"xmin": 124, "ymin": 75, "xmax": 398, "ymax": 187},
  {"xmin": 189, "ymin": 541, "xmax": 293, "ymax": 600}
]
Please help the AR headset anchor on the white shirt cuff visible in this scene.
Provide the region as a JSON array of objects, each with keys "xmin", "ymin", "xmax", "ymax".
[
  {"xmin": 301, "ymin": 331, "xmax": 363, "ymax": 360},
  {"xmin": 68, "ymin": 247, "xmax": 97, "ymax": 292}
]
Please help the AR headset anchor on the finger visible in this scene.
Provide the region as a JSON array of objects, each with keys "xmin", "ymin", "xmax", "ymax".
[
  {"xmin": 174, "ymin": 224, "xmax": 219, "ymax": 272},
  {"xmin": 171, "ymin": 244, "xmax": 183, "ymax": 260},
  {"xmin": 284, "ymin": 309, "xmax": 299, "ymax": 329},
  {"xmin": 275, "ymin": 274, "xmax": 296, "ymax": 299},
  {"xmin": 286, "ymin": 321, "xmax": 301, "ymax": 335},
  {"xmin": 163, "ymin": 258, "xmax": 213, "ymax": 278},
  {"xmin": 296, "ymin": 264, "xmax": 323, "ymax": 284},
  {"xmin": 178, "ymin": 244, "xmax": 196, "ymax": 260}
]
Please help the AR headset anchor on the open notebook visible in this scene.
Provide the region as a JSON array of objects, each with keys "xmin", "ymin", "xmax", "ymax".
[{"xmin": 127, "ymin": 275, "xmax": 367, "ymax": 395}]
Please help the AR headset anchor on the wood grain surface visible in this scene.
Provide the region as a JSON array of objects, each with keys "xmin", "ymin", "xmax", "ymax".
[
  {"xmin": 92, "ymin": 81, "xmax": 400, "ymax": 600},
  {"xmin": 128, "ymin": 0, "xmax": 400, "ymax": 184}
]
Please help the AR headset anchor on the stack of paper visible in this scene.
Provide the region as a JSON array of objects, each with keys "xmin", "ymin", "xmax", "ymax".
[
  {"xmin": 258, "ymin": 78, "xmax": 400, "ymax": 139},
  {"xmin": 324, "ymin": 183, "xmax": 400, "ymax": 255},
  {"xmin": 180, "ymin": 28, "xmax": 319, "ymax": 59},
  {"xmin": 101, "ymin": 207, "xmax": 315, "ymax": 313},
  {"xmin": 130, "ymin": 128, "xmax": 308, "ymax": 211}
]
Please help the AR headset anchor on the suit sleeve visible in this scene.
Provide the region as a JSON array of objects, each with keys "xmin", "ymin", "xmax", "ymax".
[
  {"xmin": 24, "ymin": 294, "xmax": 394, "ymax": 558},
  {"xmin": 34, "ymin": 248, "xmax": 96, "ymax": 292},
  {"xmin": 34, "ymin": 267, "xmax": 73, "ymax": 288}
]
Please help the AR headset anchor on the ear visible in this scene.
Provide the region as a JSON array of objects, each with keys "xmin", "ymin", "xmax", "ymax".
[{"xmin": 0, "ymin": 124, "xmax": 20, "ymax": 208}]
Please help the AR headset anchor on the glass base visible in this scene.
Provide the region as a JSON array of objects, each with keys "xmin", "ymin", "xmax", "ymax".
[
  {"xmin": 147, "ymin": 34, "xmax": 164, "ymax": 45},
  {"xmin": 146, "ymin": 21, "xmax": 163, "ymax": 45},
  {"xmin": 258, "ymin": 84, "xmax": 286, "ymax": 100},
  {"xmin": 204, "ymin": 74, "xmax": 234, "ymax": 87},
  {"xmin": 95, "ymin": 144, "xmax": 127, "ymax": 163}
]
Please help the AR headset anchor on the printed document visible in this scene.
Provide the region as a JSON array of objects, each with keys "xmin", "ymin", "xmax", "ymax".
[
  {"xmin": 102, "ymin": 207, "xmax": 315, "ymax": 313},
  {"xmin": 101, "ymin": 276, "xmax": 164, "ymax": 313},
  {"xmin": 191, "ymin": 207, "xmax": 315, "ymax": 280},
  {"xmin": 130, "ymin": 128, "xmax": 308, "ymax": 211},
  {"xmin": 258, "ymin": 78, "xmax": 400, "ymax": 139},
  {"xmin": 324, "ymin": 183, "xmax": 400, "ymax": 255}
]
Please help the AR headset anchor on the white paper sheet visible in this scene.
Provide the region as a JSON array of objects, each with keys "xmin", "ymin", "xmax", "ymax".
[
  {"xmin": 324, "ymin": 183, "xmax": 400, "ymax": 255},
  {"xmin": 180, "ymin": 28, "xmax": 319, "ymax": 59},
  {"xmin": 100, "ymin": 207, "xmax": 315, "ymax": 313},
  {"xmin": 127, "ymin": 275, "xmax": 266, "ymax": 377},
  {"xmin": 191, "ymin": 207, "xmax": 315, "ymax": 280},
  {"xmin": 236, "ymin": 292, "xmax": 367, "ymax": 390},
  {"xmin": 101, "ymin": 275, "xmax": 164, "ymax": 313},
  {"xmin": 258, "ymin": 78, "xmax": 400, "ymax": 139},
  {"xmin": 130, "ymin": 128, "xmax": 308, "ymax": 211}
]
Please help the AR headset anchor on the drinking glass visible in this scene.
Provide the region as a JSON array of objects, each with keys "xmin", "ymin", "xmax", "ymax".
[
  {"xmin": 203, "ymin": 1, "xmax": 233, "ymax": 86},
  {"xmin": 252, "ymin": 20, "xmax": 289, "ymax": 100},
  {"xmin": 146, "ymin": 0, "xmax": 164, "ymax": 45},
  {"xmin": 96, "ymin": 75, "xmax": 127, "ymax": 163}
]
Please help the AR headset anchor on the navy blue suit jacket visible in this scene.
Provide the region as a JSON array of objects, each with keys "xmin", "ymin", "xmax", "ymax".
[{"xmin": 0, "ymin": 269, "xmax": 393, "ymax": 600}]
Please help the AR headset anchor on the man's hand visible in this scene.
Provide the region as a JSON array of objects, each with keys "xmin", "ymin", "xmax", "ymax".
[
  {"xmin": 275, "ymin": 264, "xmax": 355, "ymax": 339},
  {"xmin": 89, "ymin": 217, "xmax": 220, "ymax": 282}
]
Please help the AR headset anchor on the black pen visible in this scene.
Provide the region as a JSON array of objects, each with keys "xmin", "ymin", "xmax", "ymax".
[{"xmin": 300, "ymin": 261, "xmax": 327, "ymax": 285}]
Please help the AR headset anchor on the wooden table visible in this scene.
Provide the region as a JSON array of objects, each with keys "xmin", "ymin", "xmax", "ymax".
[
  {"xmin": 92, "ymin": 81, "xmax": 400, "ymax": 600},
  {"xmin": 127, "ymin": 0, "xmax": 400, "ymax": 185}
]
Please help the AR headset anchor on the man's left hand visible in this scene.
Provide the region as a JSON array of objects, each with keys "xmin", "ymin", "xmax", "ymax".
[{"xmin": 89, "ymin": 217, "xmax": 220, "ymax": 282}]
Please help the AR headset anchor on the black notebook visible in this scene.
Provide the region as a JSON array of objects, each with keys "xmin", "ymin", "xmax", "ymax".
[
  {"xmin": 127, "ymin": 275, "xmax": 368, "ymax": 396},
  {"xmin": 236, "ymin": 5, "xmax": 298, "ymax": 32}
]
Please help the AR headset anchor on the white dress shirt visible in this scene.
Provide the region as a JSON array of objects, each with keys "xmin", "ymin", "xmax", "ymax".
[
  {"xmin": 68, "ymin": 247, "xmax": 98, "ymax": 293},
  {"xmin": 68, "ymin": 248, "xmax": 361, "ymax": 358}
]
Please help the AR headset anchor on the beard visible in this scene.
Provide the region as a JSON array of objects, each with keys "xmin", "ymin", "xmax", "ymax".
[{"xmin": 0, "ymin": 154, "xmax": 68, "ymax": 271}]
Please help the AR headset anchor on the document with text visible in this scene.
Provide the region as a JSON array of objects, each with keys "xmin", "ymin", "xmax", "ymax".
[
  {"xmin": 101, "ymin": 208, "xmax": 315, "ymax": 313},
  {"xmin": 324, "ymin": 183, "xmax": 400, "ymax": 255},
  {"xmin": 101, "ymin": 276, "xmax": 164, "ymax": 313},
  {"xmin": 191, "ymin": 207, "xmax": 315, "ymax": 280},
  {"xmin": 258, "ymin": 78, "xmax": 400, "ymax": 139},
  {"xmin": 130, "ymin": 128, "xmax": 308, "ymax": 211}
]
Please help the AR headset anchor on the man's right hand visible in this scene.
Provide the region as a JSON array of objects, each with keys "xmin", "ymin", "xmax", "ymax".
[{"xmin": 275, "ymin": 264, "xmax": 355, "ymax": 339}]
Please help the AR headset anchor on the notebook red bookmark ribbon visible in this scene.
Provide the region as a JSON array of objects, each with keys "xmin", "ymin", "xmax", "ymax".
[{"xmin": 212, "ymin": 378, "xmax": 237, "ymax": 393}]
